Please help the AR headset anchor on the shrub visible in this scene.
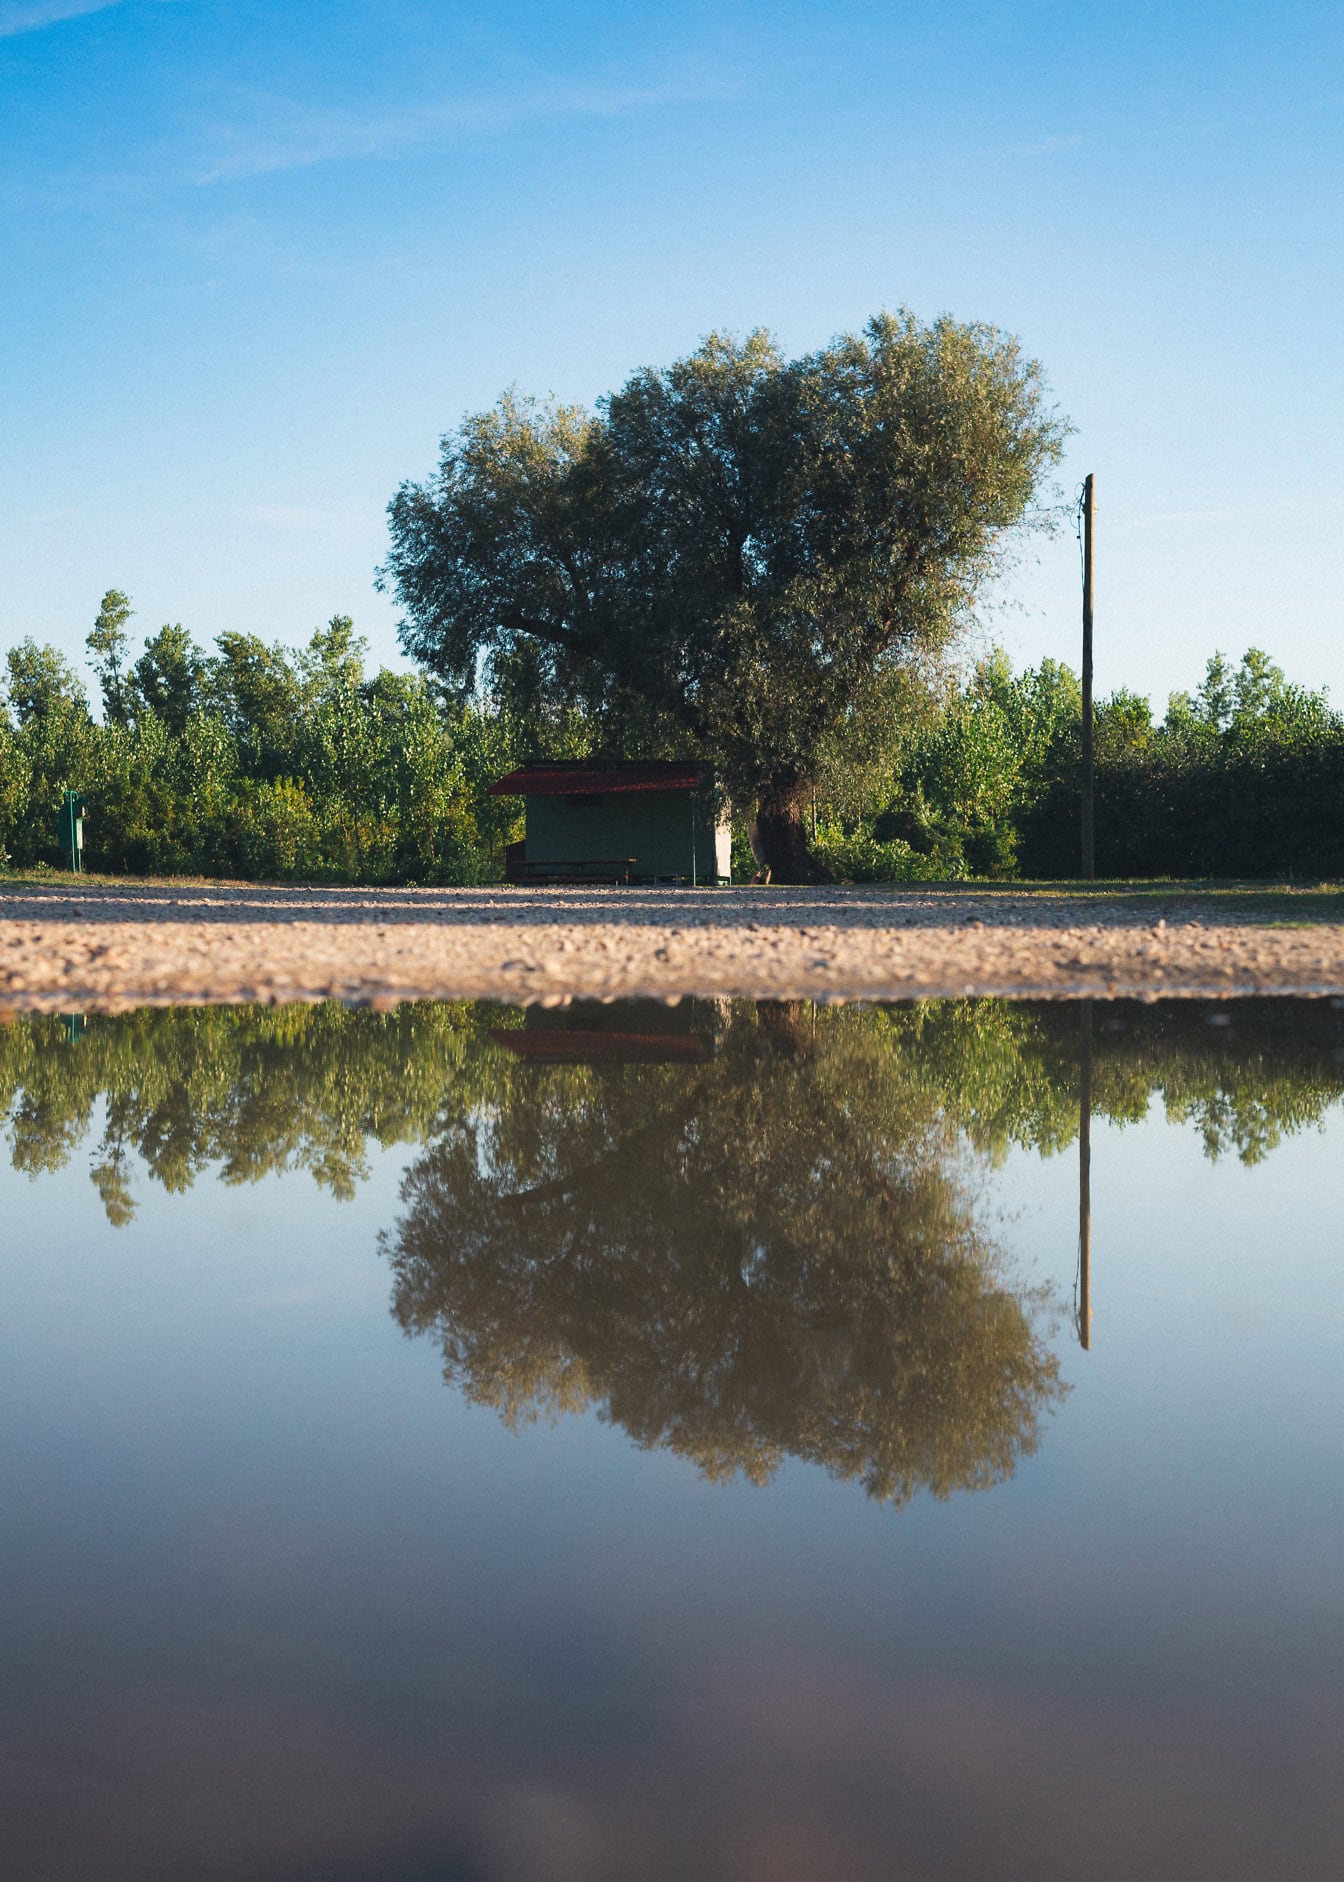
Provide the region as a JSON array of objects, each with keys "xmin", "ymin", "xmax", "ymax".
[
  {"xmin": 812, "ymin": 822, "xmax": 959, "ymax": 884},
  {"xmin": 232, "ymin": 778, "xmax": 321, "ymax": 879}
]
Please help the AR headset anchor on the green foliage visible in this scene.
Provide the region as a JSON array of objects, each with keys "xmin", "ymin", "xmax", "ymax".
[
  {"xmin": 1019, "ymin": 648, "xmax": 1344, "ymax": 878},
  {"xmin": 806, "ymin": 649, "xmax": 1078, "ymax": 878},
  {"xmin": 811, "ymin": 821, "xmax": 951, "ymax": 883},
  {"xmin": 807, "ymin": 644, "xmax": 1344, "ymax": 883},
  {"xmin": 5, "ymin": 638, "xmax": 89, "ymax": 726},
  {"xmin": 129, "ymin": 623, "xmax": 206, "ymax": 734},
  {"xmin": 0, "ymin": 603, "xmax": 527, "ymax": 882},
  {"xmin": 87, "ymin": 589, "xmax": 133, "ymax": 727},
  {"xmin": 232, "ymin": 777, "xmax": 321, "ymax": 878},
  {"xmin": 1, "ymin": 642, "xmax": 96, "ymax": 867},
  {"xmin": 5, "ymin": 587, "xmax": 1339, "ymax": 886},
  {"xmin": 208, "ymin": 631, "xmax": 304, "ymax": 771}
]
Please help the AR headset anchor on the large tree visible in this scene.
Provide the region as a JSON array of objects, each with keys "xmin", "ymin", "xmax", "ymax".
[{"xmin": 382, "ymin": 310, "xmax": 1066, "ymax": 880}]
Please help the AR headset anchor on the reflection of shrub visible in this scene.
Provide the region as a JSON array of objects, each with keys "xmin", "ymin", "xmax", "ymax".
[
  {"xmin": 232, "ymin": 778, "xmax": 320, "ymax": 879},
  {"xmin": 813, "ymin": 822, "xmax": 960, "ymax": 883}
]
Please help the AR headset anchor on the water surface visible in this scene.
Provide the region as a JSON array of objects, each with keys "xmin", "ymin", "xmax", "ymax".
[{"xmin": 3, "ymin": 998, "xmax": 1342, "ymax": 1880}]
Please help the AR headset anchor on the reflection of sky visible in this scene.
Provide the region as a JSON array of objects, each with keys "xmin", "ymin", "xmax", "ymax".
[{"xmin": 3, "ymin": 1098, "xmax": 1343, "ymax": 1879}]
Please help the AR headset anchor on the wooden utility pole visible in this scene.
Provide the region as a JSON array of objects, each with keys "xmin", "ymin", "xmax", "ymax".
[
  {"xmin": 1078, "ymin": 998, "xmax": 1093, "ymax": 1350},
  {"xmin": 1080, "ymin": 474, "xmax": 1096, "ymax": 879}
]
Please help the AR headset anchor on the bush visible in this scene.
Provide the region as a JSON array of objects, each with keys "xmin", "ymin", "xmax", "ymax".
[
  {"xmin": 812, "ymin": 822, "xmax": 959, "ymax": 883},
  {"xmin": 232, "ymin": 778, "xmax": 321, "ymax": 879}
]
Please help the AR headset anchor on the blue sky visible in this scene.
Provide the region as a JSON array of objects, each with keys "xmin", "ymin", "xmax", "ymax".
[{"xmin": 2, "ymin": 0, "xmax": 1340, "ymax": 710}]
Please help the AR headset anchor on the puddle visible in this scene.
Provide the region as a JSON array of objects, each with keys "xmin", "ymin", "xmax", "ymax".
[{"xmin": 3, "ymin": 998, "xmax": 1342, "ymax": 1880}]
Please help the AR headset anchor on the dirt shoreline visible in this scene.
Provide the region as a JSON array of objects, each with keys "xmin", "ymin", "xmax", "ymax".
[{"xmin": 3, "ymin": 880, "xmax": 1344, "ymax": 1012}]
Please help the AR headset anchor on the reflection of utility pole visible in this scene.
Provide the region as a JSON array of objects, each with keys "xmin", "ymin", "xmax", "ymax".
[
  {"xmin": 1080, "ymin": 474, "xmax": 1096, "ymax": 881},
  {"xmin": 1077, "ymin": 998, "xmax": 1092, "ymax": 1350}
]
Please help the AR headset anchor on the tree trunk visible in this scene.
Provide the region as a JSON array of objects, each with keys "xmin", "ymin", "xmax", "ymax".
[{"xmin": 751, "ymin": 775, "xmax": 833, "ymax": 885}]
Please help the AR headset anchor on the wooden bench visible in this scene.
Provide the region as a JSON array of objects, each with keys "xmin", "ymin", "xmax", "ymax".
[{"xmin": 506, "ymin": 848, "xmax": 636, "ymax": 886}]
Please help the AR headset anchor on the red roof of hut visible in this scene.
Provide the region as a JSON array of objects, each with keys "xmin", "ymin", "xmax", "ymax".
[{"xmin": 488, "ymin": 760, "xmax": 706, "ymax": 797}]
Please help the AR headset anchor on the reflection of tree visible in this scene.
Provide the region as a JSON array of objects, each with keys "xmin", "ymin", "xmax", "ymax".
[{"xmin": 386, "ymin": 1003, "xmax": 1065, "ymax": 1504}]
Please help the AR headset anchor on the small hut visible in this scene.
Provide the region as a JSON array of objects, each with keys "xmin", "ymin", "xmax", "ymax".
[{"xmin": 490, "ymin": 760, "xmax": 730, "ymax": 885}]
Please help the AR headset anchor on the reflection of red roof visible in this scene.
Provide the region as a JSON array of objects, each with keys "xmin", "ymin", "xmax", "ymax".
[
  {"xmin": 492, "ymin": 1029, "xmax": 712, "ymax": 1064},
  {"xmin": 488, "ymin": 761, "xmax": 705, "ymax": 797}
]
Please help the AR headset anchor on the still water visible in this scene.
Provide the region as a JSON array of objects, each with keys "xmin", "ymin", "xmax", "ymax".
[{"xmin": 2, "ymin": 997, "xmax": 1342, "ymax": 1881}]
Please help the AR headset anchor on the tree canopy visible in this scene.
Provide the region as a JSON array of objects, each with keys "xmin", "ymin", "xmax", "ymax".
[{"xmin": 380, "ymin": 311, "xmax": 1067, "ymax": 879}]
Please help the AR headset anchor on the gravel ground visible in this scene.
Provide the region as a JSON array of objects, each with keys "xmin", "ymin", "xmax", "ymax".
[{"xmin": 3, "ymin": 880, "xmax": 1344, "ymax": 1012}]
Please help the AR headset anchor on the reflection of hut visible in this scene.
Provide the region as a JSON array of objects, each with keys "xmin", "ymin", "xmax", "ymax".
[
  {"xmin": 492, "ymin": 999, "xmax": 716, "ymax": 1065},
  {"xmin": 489, "ymin": 761, "xmax": 731, "ymax": 886}
]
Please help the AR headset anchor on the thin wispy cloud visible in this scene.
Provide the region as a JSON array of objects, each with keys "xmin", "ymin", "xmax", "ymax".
[
  {"xmin": 0, "ymin": 0, "xmax": 176, "ymax": 37},
  {"xmin": 190, "ymin": 65, "xmax": 740, "ymax": 185}
]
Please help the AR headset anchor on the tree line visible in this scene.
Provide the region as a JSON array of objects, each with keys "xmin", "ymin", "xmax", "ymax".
[
  {"xmin": 807, "ymin": 641, "xmax": 1344, "ymax": 881},
  {"xmin": 0, "ymin": 596, "xmax": 534, "ymax": 881},
  {"xmin": 2, "ymin": 594, "xmax": 1340, "ymax": 881},
  {"xmin": 8, "ymin": 311, "xmax": 1338, "ymax": 884}
]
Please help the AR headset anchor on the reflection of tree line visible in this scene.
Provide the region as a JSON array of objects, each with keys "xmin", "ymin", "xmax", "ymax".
[
  {"xmin": 0, "ymin": 1002, "xmax": 485, "ymax": 1223},
  {"xmin": 876, "ymin": 997, "xmax": 1344, "ymax": 1167},
  {"xmin": 5, "ymin": 999, "xmax": 1341, "ymax": 1218},
  {"xmin": 5, "ymin": 997, "xmax": 1342, "ymax": 1501}
]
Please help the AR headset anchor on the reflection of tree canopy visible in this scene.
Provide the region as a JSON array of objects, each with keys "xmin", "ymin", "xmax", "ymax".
[{"xmin": 386, "ymin": 1003, "xmax": 1066, "ymax": 1504}]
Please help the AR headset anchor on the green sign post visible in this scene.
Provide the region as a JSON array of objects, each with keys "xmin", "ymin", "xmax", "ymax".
[{"xmin": 58, "ymin": 790, "xmax": 87, "ymax": 873}]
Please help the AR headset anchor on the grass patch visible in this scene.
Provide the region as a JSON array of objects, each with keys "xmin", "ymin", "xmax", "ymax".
[
  {"xmin": 1014, "ymin": 881, "xmax": 1344, "ymax": 921},
  {"xmin": 5, "ymin": 869, "xmax": 1344, "ymax": 923},
  {"xmin": 857, "ymin": 878, "xmax": 1344, "ymax": 922}
]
